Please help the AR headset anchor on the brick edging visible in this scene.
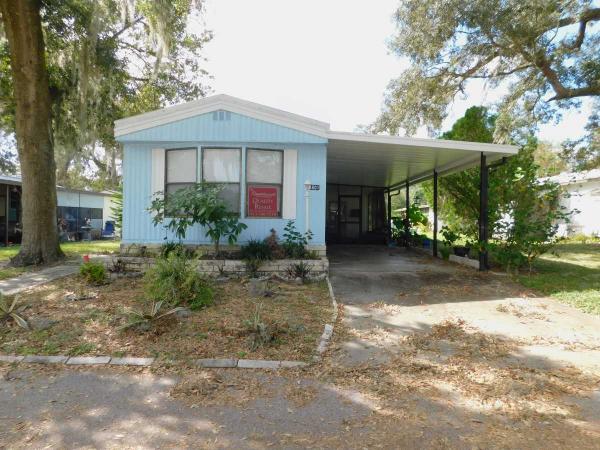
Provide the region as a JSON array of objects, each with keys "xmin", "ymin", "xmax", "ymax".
[{"xmin": 0, "ymin": 355, "xmax": 307, "ymax": 369}]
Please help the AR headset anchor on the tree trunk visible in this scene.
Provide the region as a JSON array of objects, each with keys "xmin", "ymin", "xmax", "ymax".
[{"xmin": 0, "ymin": 0, "xmax": 64, "ymax": 266}]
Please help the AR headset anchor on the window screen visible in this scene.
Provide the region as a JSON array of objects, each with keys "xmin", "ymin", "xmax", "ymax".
[
  {"xmin": 202, "ymin": 148, "xmax": 241, "ymax": 213},
  {"xmin": 165, "ymin": 148, "xmax": 197, "ymax": 195},
  {"xmin": 246, "ymin": 149, "xmax": 283, "ymax": 218}
]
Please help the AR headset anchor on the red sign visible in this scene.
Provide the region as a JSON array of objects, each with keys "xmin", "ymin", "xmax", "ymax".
[{"xmin": 248, "ymin": 186, "xmax": 279, "ymax": 217}]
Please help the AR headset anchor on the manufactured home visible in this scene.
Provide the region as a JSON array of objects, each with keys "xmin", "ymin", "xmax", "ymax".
[{"xmin": 115, "ymin": 94, "xmax": 517, "ymax": 266}]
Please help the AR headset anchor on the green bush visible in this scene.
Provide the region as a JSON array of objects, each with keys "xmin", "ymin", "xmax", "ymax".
[
  {"xmin": 159, "ymin": 241, "xmax": 195, "ymax": 259},
  {"xmin": 144, "ymin": 254, "xmax": 213, "ymax": 310},
  {"xmin": 79, "ymin": 262, "xmax": 107, "ymax": 285},
  {"xmin": 120, "ymin": 300, "xmax": 185, "ymax": 333},
  {"xmin": 244, "ymin": 258, "xmax": 263, "ymax": 278},
  {"xmin": 439, "ymin": 246, "xmax": 451, "ymax": 260},
  {"xmin": 240, "ymin": 239, "xmax": 272, "ymax": 261},
  {"xmin": 285, "ymin": 261, "xmax": 312, "ymax": 281},
  {"xmin": 282, "ymin": 220, "xmax": 313, "ymax": 258}
]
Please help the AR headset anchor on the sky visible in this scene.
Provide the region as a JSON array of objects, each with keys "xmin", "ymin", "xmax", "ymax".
[{"xmin": 199, "ymin": 0, "xmax": 592, "ymax": 144}]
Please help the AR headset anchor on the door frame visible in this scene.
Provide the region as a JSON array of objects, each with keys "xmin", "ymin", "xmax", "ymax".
[{"xmin": 337, "ymin": 194, "xmax": 362, "ymax": 243}]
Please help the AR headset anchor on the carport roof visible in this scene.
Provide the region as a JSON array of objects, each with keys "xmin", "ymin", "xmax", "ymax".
[
  {"xmin": 114, "ymin": 94, "xmax": 518, "ymax": 188},
  {"xmin": 326, "ymin": 131, "xmax": 518, "ymax": 189}
]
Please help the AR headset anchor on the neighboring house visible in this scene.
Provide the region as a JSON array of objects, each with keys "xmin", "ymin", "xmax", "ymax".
[
  {"xmin": 547, "ymin": 169, "xmax": 600, "ymax": 237},
  {"xmin": 115, "ymin": 94, "xmax": 516, "ymax": 254},
  {"xmin": 0, "ymin": 174, "xmax": 115, "ymax": 245}
]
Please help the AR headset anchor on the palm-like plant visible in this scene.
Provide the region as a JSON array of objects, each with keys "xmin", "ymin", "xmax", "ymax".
[
  {"xmin": 120, "ymin": 300, "xmax": 185, "ymax": 332},
  {"xmin": 0, "ymin": 294, "xmax": 29, "ymax": 329}
]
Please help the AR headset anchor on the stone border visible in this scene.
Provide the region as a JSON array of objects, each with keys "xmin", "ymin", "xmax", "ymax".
[
  {"xmin": 411, "ymin": 246, "xmax": 480, "ymax": 269},
  {"xmin": 0, "ymin": 355, "xmax": 308, "ymax": 370},
  {"xmin": 313, "ymin": 276, "xmax": 338, "ymax": 361},
  {"xmin": 105, "ymin": 255, "xmax": 329, "ymax": 278}
]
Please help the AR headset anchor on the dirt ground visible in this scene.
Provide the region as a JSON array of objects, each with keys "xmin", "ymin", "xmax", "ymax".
[
  {"xmin": 1, "ymin": 246, "xmax": 599, "ymax": 449},
  {"xmin": 0, "ymin": 276, "xmax": 331, "ymax": 362}
]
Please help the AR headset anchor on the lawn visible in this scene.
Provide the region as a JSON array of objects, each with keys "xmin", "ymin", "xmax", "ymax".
[
  {"xmin": 0, "ymin": 241, "xmax": 120, "ymax": 281},
  {"xmin": 0, "ymin": 275, "xmax": 331, "ymax": 363},
  {"xmin": 516, "ymin": 242, "xmax": 600, "ymax": 314},
  {"xmin": 0, "ymin": 240, "xmax": 120, "ymax": 262}
]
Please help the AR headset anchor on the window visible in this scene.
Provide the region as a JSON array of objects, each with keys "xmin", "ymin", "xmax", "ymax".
[
  {"xmin": 246, "ymin": 149, "xmax": 283, "ymax": 218},
  {"xmin": 165, "ymin": 148, "xmax": 197, "ymax": 195},
  {"xmin": 202, "ymin": 148, "xmax": 241, "ymax": 213}
]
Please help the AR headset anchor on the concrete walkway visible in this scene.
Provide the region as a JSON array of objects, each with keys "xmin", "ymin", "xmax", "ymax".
[{"xmin": 0, "ymin": 255, "xmax": 110, "ymax": 295}]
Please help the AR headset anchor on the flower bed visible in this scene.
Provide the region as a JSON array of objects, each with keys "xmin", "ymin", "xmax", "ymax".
[{"xmin": 0, "ymin": 275, "xmax": 332, "ymax": 363}]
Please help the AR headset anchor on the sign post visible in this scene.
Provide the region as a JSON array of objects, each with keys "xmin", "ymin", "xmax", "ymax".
[{"xmin": 304, "ymin": 179, "xmax": 311, "ymax": 234}]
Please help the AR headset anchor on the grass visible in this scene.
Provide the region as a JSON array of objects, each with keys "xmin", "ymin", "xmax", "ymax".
[
  {"xmin": 515, "ymin": 242, "xmax": 600, "ymax": 314},
  {"xmin": 0, "ymin": 274, "xmax": 331, "ymax": 362},
  {"xmin": 0, "ymin": 240, "xmax": 120, "ymax": 281},
  {"xmin": 0, "ymin": 240, "xmax": 120, "ymax": 262}
]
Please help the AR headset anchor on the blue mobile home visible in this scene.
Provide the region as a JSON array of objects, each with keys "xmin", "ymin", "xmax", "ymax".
[{"xmin": 115, "ymin": 94, "xmax": 517, "ymax": 260}]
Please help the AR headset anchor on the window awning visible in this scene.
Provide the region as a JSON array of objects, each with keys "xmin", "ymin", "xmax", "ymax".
[{"xmin": 326, "ymin": 131, "xmax": 518, "ymax": 188}]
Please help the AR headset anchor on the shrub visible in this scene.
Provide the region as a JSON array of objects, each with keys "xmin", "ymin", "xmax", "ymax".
[
  {"xmin": 242, "ymin": 303, "xmax": 285, "ymax": 350},
  {"xmin": 148, "ymin": 183, "xmax": 247, "ymax": 255},
  {"xmin": 439, "ymin": 246, "xmax": 451, "ymax": 260},
  {"xmin": 160, "ymin": 241, "xmax": 195, "ymax": 259},
  {"xmin": 264, "ymin": 228, "xmax": 286, "ymax": 259},
  {"xmin": 285, "ymin": 261, "xmax": 312, "ymax": 281},
  {"xmin": 282, "ymin": 220, "xmax": 313, "ymax": 258},
  {"xmin": 80, "ymin": 262, "xmax": 107, "ymax": 285},
  {"xmin": 240, "ymin": 239, "xmax": 272, "ymax": 261},
  {"xmin": 244, "ymin": 258, "xmax": 263, "ymax": 278},
  {"xmin": 120, "ymin": 300, "xmax": 185, "ymax": 333},
  {"xmin": 144, "ymin": 254, "xmax": 213, "ymax": 310},
  {"xmin": 440, "ymin": 226, "xmax": 460, "ymax": 247},
  {"xmin": 0, "ymin": 294, "xmax": 28, "ymax": 329}
]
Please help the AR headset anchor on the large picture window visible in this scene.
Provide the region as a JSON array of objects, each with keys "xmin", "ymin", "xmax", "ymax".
[
  {"xmin": 202, "ymin": 148, "xmax": 241, "ymax": 213},
  {"xmin": 246, "ymin": 149, "xmax": 283, "ymax": 218},
  {"xmin": 165, "ymin": 148, "xmax": 197, "ymax": 195}
]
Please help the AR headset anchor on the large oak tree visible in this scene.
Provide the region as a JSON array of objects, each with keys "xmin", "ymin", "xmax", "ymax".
[
  {"xmin": 0, "ymin": 0, "xmax": 62, "ymax": 265},
  {"xmin": 375, "ymin": 0, "xmax": 599, "ymax": 159},
  {"xmin": 0, "ymin": 0, "xmax": 209, "ymax": 265}
]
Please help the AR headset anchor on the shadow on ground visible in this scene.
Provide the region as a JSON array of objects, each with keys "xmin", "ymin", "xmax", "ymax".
[{"xmin": 1, "ymin": 245, "xmax": 599, "ymax": 448}]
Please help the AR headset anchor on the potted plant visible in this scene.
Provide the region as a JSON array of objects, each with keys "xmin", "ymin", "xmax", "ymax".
[{"xmin": 452, "ymin": 243, "xmax": 471, "ymax": 258}]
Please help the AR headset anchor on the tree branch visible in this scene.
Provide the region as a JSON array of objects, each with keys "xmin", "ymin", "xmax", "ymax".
[
  {"xmin": 557, "ymin": 7, "xmax": 600, "ymax": 28},
  {"xmin": 108, "ymin": 16, "xmax": 143, "ymax": 40}
]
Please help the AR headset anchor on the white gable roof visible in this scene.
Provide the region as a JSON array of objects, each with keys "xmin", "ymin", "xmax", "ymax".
[{"xmin": 114, "ymin": 94, "xmax": 331, "ymax": 138}]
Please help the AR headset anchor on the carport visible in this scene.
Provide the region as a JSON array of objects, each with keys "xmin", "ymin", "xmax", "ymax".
[{"xmin": 324, "ymin": 131, "xmax": 518, "ymax": 271}]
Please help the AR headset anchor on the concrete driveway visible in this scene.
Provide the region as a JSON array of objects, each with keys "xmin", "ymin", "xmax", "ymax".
[{"xmin": 328, "ymin": 245, "xmax": 600, "ymax": 371}]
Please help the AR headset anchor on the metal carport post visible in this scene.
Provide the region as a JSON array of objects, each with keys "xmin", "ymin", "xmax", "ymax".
[{"xmin": 479, "ymin": 152, "xmax": 489, "ymax": 271}]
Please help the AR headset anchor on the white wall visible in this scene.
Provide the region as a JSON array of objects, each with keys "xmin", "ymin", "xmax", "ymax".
[{"xmin": 558, "ymin": 179, "xmax": 600, "ymax": 236}]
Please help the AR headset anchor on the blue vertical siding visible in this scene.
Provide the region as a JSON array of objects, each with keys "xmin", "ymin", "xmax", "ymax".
[
  {"xmin": 122, "ymin": 147, "xmax": 326, "ymax": 246},
  {"xmin": 120, "ymin": 110, "xmax": 327, "ymax": 246},
  {"xmin": 118, "ymin": 111, "xmax": 327, "ymax": 145}
]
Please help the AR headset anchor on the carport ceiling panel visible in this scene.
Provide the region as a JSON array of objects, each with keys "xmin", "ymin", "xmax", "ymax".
[{"xmin": 326, "ymin": 142, "xmax": 471, "ymax": 187}]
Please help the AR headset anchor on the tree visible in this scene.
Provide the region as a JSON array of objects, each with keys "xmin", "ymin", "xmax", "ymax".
[
  {"xmin": 422, "ymin": 107, "xmax": 497, "ymax": 237},
  {"xmin": 561, "ymin": 100, "xmax": 600, "ymax": 170},
  {"xmin": 0, "ymin": 0, "xmax": 209, "ymax": 265},
  {"xmin": 422, "ymin": 107, "xmax": 570, "ymax": 270},
  {"xmin": 1, "ymin": 1, "xmax": 212, "ymax": 191},
  {"xmin": 375, "ymin": 0, "xmax": 599, "ymax": 144},
  {"xmin": 148, "ymin": 184, "xmax": 248, "ymax": 255},
  {"xmin": 110, "ymin": 186, "xmax": 123, "ymax": 238},
  {"xmin": 534, "ymin": 141, "xmax": 567, "ymax": 176},
  {"xmin": 0, "ymin": 0, "xmax": 62, "ymax": 265}
]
